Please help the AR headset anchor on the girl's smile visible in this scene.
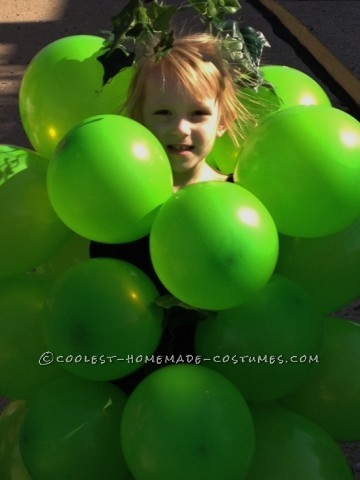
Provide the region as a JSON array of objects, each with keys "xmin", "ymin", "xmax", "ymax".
[{"xmin": 141, "ymin": 70, "xmax": 225, "ymax": 187}]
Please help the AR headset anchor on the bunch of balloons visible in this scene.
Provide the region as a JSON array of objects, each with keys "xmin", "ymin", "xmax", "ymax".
[{"xmin": 0, "ymin": 33, "xmax": 359, "ymax": 480}]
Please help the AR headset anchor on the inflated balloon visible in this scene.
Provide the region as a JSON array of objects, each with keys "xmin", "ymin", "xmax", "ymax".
[
  {"xmin": 19, "ymin": 376, "xmax": 130, "ymax": 480},
  {"xmin": 35, "ymin": 233, "xmax": 90, "ymax": 279},
  {"xmin": 0, "ymin": 274, "xmax": 67, "ymax": 399},
  {"xmin": 207, "ymin": 132, "xmax": 240, "ymax": 174},
  {"xmin": 240, "ymin": 85, "xmax": 281, "ymax": 125},
  {"xmin": 150, "ymin": 182, "xmax": 278, "ymax": 310},
  {"xmin": 0, "ymin": 145, "xmax": 71, "ymax": 278},
  {"xmin": 207, "ymin": 87, "xmax": 279, "ymax": 174},
  {"xmin": 276, "ymin": 217, "xmax": 360, "ymax": 314},
  {"xmin": 232, "ymin": 64, "xmax": 330, "ymax": 147},
  {"xmin": 121, "ymin": 364, "xmax": 255, "ymax": 480},
  {"xmin": 0, "ymin": 400, "xmax": 32, "ymax": 480},
  {"xmin": 47, "ymin": 114, "xmax": 173, "ymax": 243},
  {"xmin": 235, "ymin": 106, "xmax": 360, "ymax": 237},
  {"xmin": 281, "ymin": 316, "xmax": 360, "ymax": 442},
  {"xmin": 195, "ymin": 275, "xmax": 323, "ymax": 402},
  {"xmin": 43, "ymin": 257, "xmax": 164, "ymax": 381},
  {"xmin": 246, "ymin": 405, "xmax": 353, "ymax": 480},
  {"xmin": 260, "ymin": 65, "xmax": 332, "ymax": 108},
  {"xmin": 19, "ymin": 35, "xmax": 133, "ymax": 159}
]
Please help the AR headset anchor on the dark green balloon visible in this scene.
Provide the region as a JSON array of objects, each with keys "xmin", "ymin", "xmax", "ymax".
[
  {"xmin": 276, "ymin": 217, "xmax": 360, "ymax": 314},
  {"xmin": 19, "ymin": 35, "xmax": 133, "ymax": 159},
  {"xmin": 121, "ymin": 364, "xmax": 255, "ymax": 480},
  {"xmin": 0, "ymin": 400, "xmax": 32, "ymax": 480},
  {"xmin": 195, "ymin": 275, "xmax": 323, "ymax": 402},
  {"xmin": 280, "ymin": 316, "xmax": 360, "ymax": 442},
  {"xmin": 234, "ymin": 106, "xmax": 360, "ymax": 237},
  {"xmin": 0, "ymin": 274, "xmax": 66, "ymax": 399},
  {"xmin": 19, "ymin": 376, "xmax": 130, "ymax": 480},
  {"xmin": 246, "ymin": 405, "xmax": 353, "ymax": 480},
  {"xmin": 150, "ymin": 181, "xmax": 278, "ymax": 310},
  {"xmin": 0, "ymin": 145, "xmax": 71, "ymax": 278},
  {"xmin": 43, "ymin": 258, "xmax": 164, "ymax": 381},
  {"xmin": 47, "ymin": 114, "xmax": 173, "ymax": 243},
  {"xmin": 35, "ymin": 233, "xmax": 90, "ymax": 280}
]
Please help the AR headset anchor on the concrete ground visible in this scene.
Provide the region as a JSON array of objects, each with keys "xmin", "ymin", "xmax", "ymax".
[
  {"xmin": 0, "ymin": 0, "xmax": 360, "ymax": 477},
  {"xmin": 0, "ymin": 0, "xmax": 359, "ymax": 147}
]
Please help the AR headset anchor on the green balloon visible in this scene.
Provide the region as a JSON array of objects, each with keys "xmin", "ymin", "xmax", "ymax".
[
  {"xmin": 239, "ymin": 86, "xmax": 281, "ymax": 126},
  {"xmin": 150, "ymin": 182, "xmax": 278, "ymax": 310},
  {"xmin": 19, "ymin": 35, "xmax": 133, "ymax": 159},
  {"xmin": 206, "ymin": 132, "xmax": 240, "ymax": 174},
  {"xmin": 246, "ymin": 405, "xmax": 353, "ymax": 480},
  {"xmin": 276, "ymin": 217, "xmax": 360, "ymax": 314},
  {"xmin": 19, "ymin": 376, "xmax": 129, "ymax": 480},
  {"xmin": 42, "ymin": 257, "xmax": 164, "ymax": 381},
  {"xmin": 260, "ymin": 65, "xmax": 332, "ymax": 108},
  {"xmin": 195, "ymin": 275, "xmax": 323, "ymax": 402},
  {"xmin": 0, "ymin": 145, "xmax": 71, "ymax": 278},
  {"xmin": 280, "ymin": 316, "xmax": 360, "ymax": 442},
  {"xmin": 47, "ymin": 114, "xmax": 173, "ymax": 243},
  {"xmin": 120, "ymin": 364, "xmax": 255, "ymax": 480},
  {"xmin": 35, "ymin": 233, "xmax": 90, "ymax": 280},
  {"xmin": 0, "ymin": 400, "xmax": 32, "ymax": 480},
  {"xmin": 234, "ymin": 106, "xmax": 360, "ymax": 237},
  {"xmin": 0, "ymin": 274, "xmax": 67, "ymax": 399}
]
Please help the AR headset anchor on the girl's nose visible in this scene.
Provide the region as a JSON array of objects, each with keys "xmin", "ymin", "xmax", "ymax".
[{"xmin": 172, "ymin": 118, "xmax": 191, "ymax": 136}]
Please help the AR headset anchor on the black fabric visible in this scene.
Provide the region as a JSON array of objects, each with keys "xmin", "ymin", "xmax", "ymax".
[
  {"xmin": 90, "ymin": 235, "xmax": 166, "ymax": 294},
  {"xmin": 89, "ymin": 175, "xmax": 233, "ymax": 393}
]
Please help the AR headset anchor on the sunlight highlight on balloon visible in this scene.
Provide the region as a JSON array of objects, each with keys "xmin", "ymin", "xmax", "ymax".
[{"xmin": 237, "ymin": 207, "xmax": 260, "ymax": 227}]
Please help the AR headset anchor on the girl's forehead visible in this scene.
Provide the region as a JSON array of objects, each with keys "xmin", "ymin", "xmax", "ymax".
[{"xmin": 144, "ymin": 69, "xmax": 218, "ymax": 106}]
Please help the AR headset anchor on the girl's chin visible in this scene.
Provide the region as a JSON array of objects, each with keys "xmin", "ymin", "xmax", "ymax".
[{"xmin": 168, "ymin": 155, "xmax": 203, "ymax": 172}]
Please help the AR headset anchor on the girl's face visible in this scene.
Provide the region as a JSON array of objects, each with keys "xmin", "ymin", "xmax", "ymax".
[{"xmin": 141, "ymin": 70, "xmax": 224, "ymax": 177}]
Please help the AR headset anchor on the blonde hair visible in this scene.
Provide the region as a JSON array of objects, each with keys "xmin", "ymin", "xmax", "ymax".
[{"xmin": 122, "ymin": 33, "xmax": 254, "ymax": 147}]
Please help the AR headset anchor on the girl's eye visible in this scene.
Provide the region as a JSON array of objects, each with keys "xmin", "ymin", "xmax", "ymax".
[
  {"xmin": 192, "ymin": 110, "xmax": 211, "ymax": 117},
  {"xmin": 154, "ymin": 110, "xmax": 171, "ymax": 116}
]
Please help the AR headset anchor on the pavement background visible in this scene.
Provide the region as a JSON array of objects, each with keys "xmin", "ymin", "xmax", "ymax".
[
  {"xmin": 0, "ymin": 0, "xmax": 360, "ymax": 478},
  {"xmin": 0, "ymin": 0, "xmax": 359, "ymax": 148}
]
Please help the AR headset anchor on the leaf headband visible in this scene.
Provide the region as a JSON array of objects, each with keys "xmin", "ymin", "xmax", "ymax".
[{"xmin": 98, "ymin": 0, "xmax": 270, "ymax": 90}]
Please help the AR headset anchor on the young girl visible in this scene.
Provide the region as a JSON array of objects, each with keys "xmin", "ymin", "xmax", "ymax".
[
  {"xmin": 91, "ymin": 33, "xmax": 253, "ymax": 283},
  {"xmin": 91, "ymin": 33, "xmax": 254, "ymax": 389},
  {"xmin": 124, "ymin": 32, "xmax": 252, "ymax": 190}
]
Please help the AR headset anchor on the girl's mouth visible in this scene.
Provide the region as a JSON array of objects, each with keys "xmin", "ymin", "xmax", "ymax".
[{"xmin": 167, "ymin": 144, "xmax": 194, "ymax": 153}]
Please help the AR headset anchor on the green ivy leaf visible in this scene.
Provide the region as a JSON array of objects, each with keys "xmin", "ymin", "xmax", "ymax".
[
  {"xmin": 240, "ymin": 25, "xmax": 270, "ymax": 68},
  {"xmin": 147, "ymin": 2, "xmax": 177, "ymax": 32},
  {"xmin": 188, "ymin": 0, "xmax": 240, "ymax": 21},
  {"xmin": 97, "ymin": 0, "xmax": 269, "ymax": 90},
  {"xmin": 108, "ymin": 0, "xmax": 142, "ymax": 54}
]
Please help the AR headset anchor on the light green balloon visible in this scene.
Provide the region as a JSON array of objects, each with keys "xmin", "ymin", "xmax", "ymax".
[
  {"xmin": 281, "ymin": 316, "xmax": 360, "ymax": 442},
  {"xmin": 121, "ymin": 364, "xmax": 255, "ymax": 480},
  {"xmin": 47, "ymin": 114, "xmax": 173, "ymax": 243},
  {"xmin": 19, "ymin": 35, "xmax": 133, "ymax": 159},
  {"xmin": 19, "ymin": 376, "xmax": 130, "ymax": 480},
  {"xmin": 0, "ymin": 145, "xmax": 71, "ymax": 278},
  {"xmin": 150, "ymin": 181, "xmax": 278, "ymax": 310},
  {"xmin": 246, "ymin": 405, "xmax": 353, "ymax": 480},
  {"xmin": 0, "ymin": 274, "xmax": 67, "ymax": 399},
  {"xmin": 42, "ymin": 257, "xmax": 164, "ymax": 381},
  {"xmin": 206, "ymin": 132, "xmax": 240, "ymax": 174},
  {"xmin": 235, "ymin": 106, "xmax": 360, "ymax": 237},
  {"xmin": 276, "ymin": 217, "xmax": 360, "ymax": 314},
  {"xmin": 260, "ymin": 65, "xmax": 332, "ymax": 108},
  {"xmin": 195, "ymin": 275, "xmax": 323, "ymax": 402}
]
